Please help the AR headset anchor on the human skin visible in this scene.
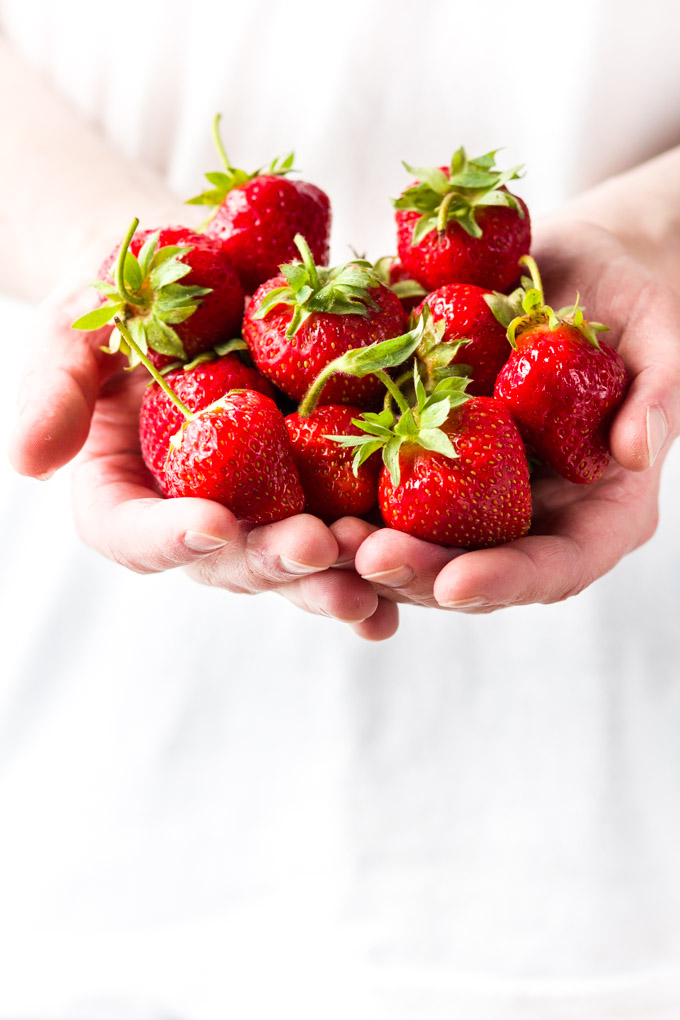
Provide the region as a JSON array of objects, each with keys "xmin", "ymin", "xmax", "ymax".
[{"xmin": 4, "ymin": 37, "xmax": 680, "ymax": 639}]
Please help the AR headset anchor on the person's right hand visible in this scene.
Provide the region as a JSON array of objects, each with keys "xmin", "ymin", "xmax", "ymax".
[{"xmin": 8, "ymin": 276, "xmax": 400, "ymax": 642}]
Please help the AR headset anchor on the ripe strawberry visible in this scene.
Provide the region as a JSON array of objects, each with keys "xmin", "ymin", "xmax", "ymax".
[
  {"xmin": 164, "ymin": 389, "xmax": 304, "ymax": 523},
  {"xmin": 393, "ymin": 148, "xmax": 531, "ymax": 293},
  {"xmin": 285, "ymin": 405, "xmax": 381, "ymax": 521},
  {"xmin": 414, "ymin": 283, "xmax": 511, "ymax": 396},
  {"xmin": 243, "ymin": 235, "xmax": 406, "ymax": 407},
  {"xmin": 189, "ymin": 115, "xmax": 330, "ymax": 293},
  {"xmin": 331, "ymin": 370, "xmax": 532, "ymax": 548},
  {"xmin": 493, "ymin": 257, "xmax": 629, "ymax": 484},
  {"xmin": 139, "ymin": 349, "xmax": 278, "ymax": 485},
  {"xmin": 73, "ymin": 218, "xmax": 245, "ymax": 370},
  {"xmin": 113, "ymin": 319, "xmax": 303, "ymax": 524}
]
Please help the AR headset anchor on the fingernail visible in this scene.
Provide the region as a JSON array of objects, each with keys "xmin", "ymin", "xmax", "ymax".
[
  {"xmin": 184, "ymin": 531, "xmax": 230, "ymax": 553},
  {"xmin": 279, "ymin": 556, "xmax": 327, "ymax": 575},
  {"xmin": 438, "ymin": 595, "xmax": 488, "ymax": 609},
  {"xmin": 362, "ymin": 566, "xmax": 414, "ymax": 587},
  {"xmin": 331, "ymin": 557, "xmax": 355, "ymax": 569},
  {"xmin": 646, "ymin": 406, "xmax": 668, "ymax": 467}
]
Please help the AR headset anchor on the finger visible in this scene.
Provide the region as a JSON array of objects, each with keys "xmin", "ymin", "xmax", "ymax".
[
  {"xmin": 186, "ymin": 513, "xmax": 341, "ymax": 594},
  {"xmin": 432, "ymin": 466, "xmax": 658, "ymax": 610},
  {"xmin": 354, "ymin": 526, "xmax": 465, "ymax": 607},
  {"xmin": 280, "ymin": 569, "xmax": 380, "ymax": 623},
  {"xmin": 72, "ymin": 451, "xmax": 239, "ymax": 572},
  {"xmin": 9, "ymin": 295, "xmax": 121, "ymax": 477},
  {"xmin": 329, "ymin": 516, "xmax": 379, "ymax": 569},
  {"xmin": 609, "ymin": 278, "xmax": 680, "ymax": 471},
  {"xmin": 349, "ymin": 597, "xmax": 400, "ymax": 641}
]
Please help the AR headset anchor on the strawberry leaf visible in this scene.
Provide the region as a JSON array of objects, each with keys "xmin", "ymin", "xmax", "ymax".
[{"xmin": 72, "ymin": 302, "xmax": 123, "ymax": 331}]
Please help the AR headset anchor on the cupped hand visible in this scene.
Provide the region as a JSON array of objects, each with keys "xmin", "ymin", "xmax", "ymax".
[
  {"xmin": 8, "ymin": 278, "xmax": 399, "ymax": 641},
  {"xmin": 354, "ymin": 219, "xmax": 680, "ymax": 612}
]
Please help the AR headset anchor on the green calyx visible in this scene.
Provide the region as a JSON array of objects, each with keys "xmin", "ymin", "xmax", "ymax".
[
  {"xmin": 489, "ymin": 255, "xmax": 609, "ymax": 349},
  {"xmin": 329, "ymin": 363, "xmax": 471, "ymax": 488},
  {"xmin": 413, "ymin": 304, "xmax": 472, "ymax": 392},
  {"xmin": 253, "ymin": 234, "xmax": 383, "ymax": 338},
  {"xmin": 393, "ymin": 147, "xmax": 525, "ymax": 245},
  {"xmin": 72, "ymin": 217, "xmax": 212, "ymax": 366},
  {"xmin": 187, "ymin": 113, "xmax": 295, "ymax": 208}
]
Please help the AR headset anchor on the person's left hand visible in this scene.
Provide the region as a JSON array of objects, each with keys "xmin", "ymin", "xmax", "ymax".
[{"xmin": 353, "ymin": 219, "xmax": 680, "ymax": 612}]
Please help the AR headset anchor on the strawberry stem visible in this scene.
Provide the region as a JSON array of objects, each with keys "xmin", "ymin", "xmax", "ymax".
[
  {"xmin": 115, "ymin": 217, "xmax": 140, "ymax": 305},
  {"xmin": 294, "ymin": 234, "xmax": 320, "ymax": 291},
  {"xmin": 437, "ymin": 190, "xmax": 455, "ymax": 235},
  {"xmin": 518, "ymin": 254, "xmax": 543, "ymax": 300},
  {"xmin": 212, "ymin": 113, "xmax": 231, "ymax": 171},
  {"xmin": 375, "ymin": 370, "xmax": 410, "ymax": 415},
  {"xmin": 113, "ymin": 317, "xmax": 192, "ymax": 419}
]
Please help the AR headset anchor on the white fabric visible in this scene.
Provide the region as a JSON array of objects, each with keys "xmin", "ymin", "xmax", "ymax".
[{"xmin": 2, "ymin": 2, "xmax": 680, "ymax": 1017}]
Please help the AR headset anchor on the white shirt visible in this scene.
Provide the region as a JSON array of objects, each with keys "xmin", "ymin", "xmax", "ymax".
[{"xmin": 1, "ymin": 2, "xmax": 680, "ymax": 1017}]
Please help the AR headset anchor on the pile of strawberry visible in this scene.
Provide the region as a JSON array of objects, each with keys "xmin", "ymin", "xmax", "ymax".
[{"xmin": 74, "ymin": 121, "xmax": 629, "ymax": 548}]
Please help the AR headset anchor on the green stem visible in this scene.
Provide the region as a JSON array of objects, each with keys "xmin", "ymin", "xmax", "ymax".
[
  {"xmin": 298, "ymin": 362, "xmax": 337, "ymax": 418},
  {"xmin": 212, "ymin": 113, "xmax": 231, "ymax": 171},
  {"xmin": 374, "ymin": 370, "xmax": 410, "ymax": 416},
  {"xmin": 113, "ymin": 318, "xmax": 192, "ymax": 419},
  {"xmin": 294, "ymin": 234, "xmax": 320, "ymax": 291},
  {"xmin": 384, "ymin": 367, "xmax": 412, "ymax": 413},
  {"xmin": 437, "ymin": 190, "xmax": 455, "ymax": 235},
  {"xmin": 115, "ymin": 217, "xmax": 140, "ymax": 305},
  {"xmin": 518, "ymin": 254, "xmax": 543, "ymax": 301}
]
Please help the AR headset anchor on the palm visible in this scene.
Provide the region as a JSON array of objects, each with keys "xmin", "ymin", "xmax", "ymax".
[{"xmin": 354, "ymin": 220, "xmax": 676, "ymax": 610}]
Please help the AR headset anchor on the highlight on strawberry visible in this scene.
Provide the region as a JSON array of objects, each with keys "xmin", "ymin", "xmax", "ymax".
[
  {"xmin": 189, "ymin": 114, "xmax": 331, "ymax": 293},
  {"xmin": 492, "ymin": 256, "xmax": 629, "ymax": 484},
  {"xmin": 393, "ymin": 147, "xmax": 531, "ymax": 292},
  {"xmin": 72, "ymin": 217, "xmax": 245, "ymax": 369}
]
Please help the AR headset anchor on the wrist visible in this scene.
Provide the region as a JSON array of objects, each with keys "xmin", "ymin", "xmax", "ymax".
[{"xmin": 553, "ymin": 151, "xmax": 680, "ymax": 293}]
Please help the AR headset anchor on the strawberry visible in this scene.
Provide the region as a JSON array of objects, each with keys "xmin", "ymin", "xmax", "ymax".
[
  {"xmin": 114, "ymin": 320, "xmax": 304, "ymax": 524},
  {"xmin": 243, "ymin": 235, "xmax": 406, "ymax": 407},
  {"xmin": 285, "ymin": 405, "xmax": 381, "ymax": 522},
  {"xmin": 393, "ymin": 148, "xmax": 531, "ymax": 293},
  {"xmin": 414, "ymin": 283, "xmax": 511, "ymax": 396},
  {"xmin": 331, "ymin": 369, "xmax": 532, "ymax": 549},
  {"xmin": 164, "ymin": 389, "xmax": 304, "ymax": 523},
  {"xmin": 139, "ymin": 348, "xmax": 278, "ymax": 485},
  {"xmin": 73, "ymin": 218, "xmax": 245, "ymax": 370},
  {"xmin": 188, "ymin": 115, "xmax": 330, "ymax": 294},
  {"xmin": 493, "ymin": 257, "xmax": 629, "ymax": 484}
]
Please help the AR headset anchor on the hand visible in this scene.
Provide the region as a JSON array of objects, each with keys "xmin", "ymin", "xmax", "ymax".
[
  {"xmin": 9, "ymin": 275, "xmax": 399, "ymax": 641},
  {"xmin": 353, "ymin": 219, "xmax": 680, "ymax": 612}
]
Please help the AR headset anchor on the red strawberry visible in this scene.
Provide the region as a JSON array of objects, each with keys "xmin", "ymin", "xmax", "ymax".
[
  {"xmin": 164, "ymin": 389, "xmax": 304, "ymax": 524},
  {"xmin": 140, "ymin": 350, "xmax": 278, "ymax": 484},
  {"xmin": 73, "ymin": 218, "xmax": 245, "ymax": 371},
  {"xmin": 189, "ymin": 115, "xmax": 330, "ymax": 294},
  {"xmin": 285, "ymin": 405, "xmax": 381, "ymax": 521},
  {"xmin": 493, "ymin": 257, "xmax": 629, "ymax": 484},
  {"xmin": 113, "ymin": 317, "xmax": 303, "ymax": 524},
  {"xmin": 331, "ymin": 372, "xmax": 531, "ymax": 549},
  {"xmin": 393, "ymin": 148, "xmax": 531, "ymax": 293},
  {"xmin": 414, "ymin": 283, "xmax": 511, "ymax": 396},
  {"xmin": 243, "ymin": 235, "xmax": 406, "ymax": 407}
]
